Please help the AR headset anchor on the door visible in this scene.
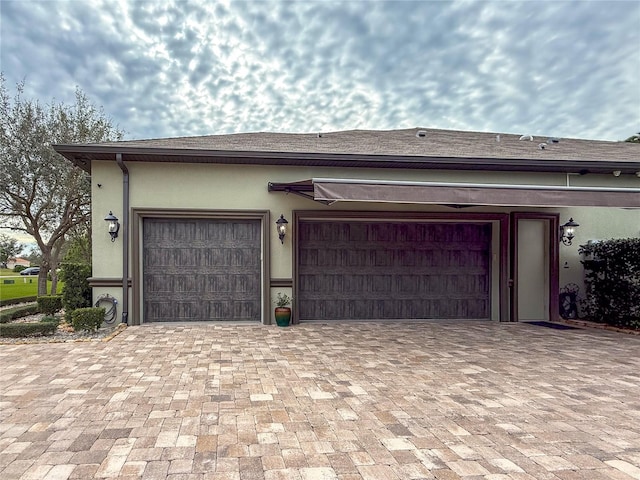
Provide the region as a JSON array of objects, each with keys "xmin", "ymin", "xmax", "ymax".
[
  {"xmin": 517, "ymin": 219, "xmax": 549, "ymax": 320},
  {"xmin": 143, "ymin": 218, "xmax": 261, "ymax": 322},
  {"xmin": 297, "ymin": 221, "xmax": 491, "ymax": 321},
  {"xmin": 510, "ymin": 213, "xmax": 559, "ymax": 322}
]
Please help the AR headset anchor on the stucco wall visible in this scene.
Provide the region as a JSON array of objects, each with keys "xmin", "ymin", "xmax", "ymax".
[
  {"xmin": 90, "ymin": 160, "xmax": 640, "ymax": 323},
  {"xmin": 558, "ymin": 206, "xmax": 640, "ymax": 299}
]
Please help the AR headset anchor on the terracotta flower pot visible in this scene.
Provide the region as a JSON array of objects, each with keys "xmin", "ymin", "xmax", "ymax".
[{"xmin": 274, "ymin": 307, "xmax": 291, "ymax": 327}]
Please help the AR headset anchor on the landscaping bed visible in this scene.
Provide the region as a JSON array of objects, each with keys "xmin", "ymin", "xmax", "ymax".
[{"xmin": 0, "ymin": 303, "xmax": 126, "ymax": 344}]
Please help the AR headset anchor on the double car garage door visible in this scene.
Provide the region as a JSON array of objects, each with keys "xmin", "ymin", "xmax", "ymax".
[
  {"xmin": 142, "ymin": 218, "xmax": 491, "ymax": 322},
  {"xmin": 298, "ymin": 221, "xmax": 491, "ymax": 320}
]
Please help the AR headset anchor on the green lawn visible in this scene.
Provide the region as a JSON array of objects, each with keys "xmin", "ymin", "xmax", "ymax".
[{"xmin": 0, "ymin": 276, "xmax": 63, "ymax": 301}]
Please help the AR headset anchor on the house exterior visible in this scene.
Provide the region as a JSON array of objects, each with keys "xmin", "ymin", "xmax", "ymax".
[
  {"xmin": 5, "ymin": 257, "xmax": 30, "ymax": 269},
  {"xmin": 53, "ymin": 128, "xmax": 640, "ymax": 325}
]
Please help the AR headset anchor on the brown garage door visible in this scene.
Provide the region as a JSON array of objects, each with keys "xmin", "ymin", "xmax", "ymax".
[
  {"xmin": 298, "ymin": 221, "xmax": 491, "ymax": 320},
  {"xmin": 143, "ymin": 218, "xmax": 261, "ymax": 322}
]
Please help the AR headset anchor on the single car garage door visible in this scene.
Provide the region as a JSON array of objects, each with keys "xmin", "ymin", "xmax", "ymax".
[
  {"xmin": 143, "ymin": 218, "xmax": 261, "ymax": 322},
  {"xmin": 298, "ymin": 221, "xmax": 491, "ymax": 320}
]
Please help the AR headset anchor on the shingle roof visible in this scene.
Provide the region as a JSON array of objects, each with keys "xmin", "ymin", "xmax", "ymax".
[
  {"xmin": 84, "ymin": 127, "xmax": 640, "ymax": 162},
  {"xmin": 54, "ymin": 127, "xmax": 640, "ymax": 174}
]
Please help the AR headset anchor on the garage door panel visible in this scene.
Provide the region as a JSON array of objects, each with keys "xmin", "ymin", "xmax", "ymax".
[
  {"xmin": 232, "ymin": 274, "xmax": 260, "ymax": 293},
  {"xmin": 145, "ymin": 301, "xmax": 170, "ymax": 320},
  {"xmin": 143, "ymin": 218, "xmax": 261, "ymax": 322},
  {"xmin": 177, "ymin": 248, "xmax": 200, "ymax": 266},
  {"xmin": 206, "ymin": 274, "xmax": 229, "ymax": 293},
  {"xmin": 232, "ymin": 249, "xmax": 259, "ymax": 266},
  {"xmin": 396, "ymin": 275, "xmax": 420, "ymax": 294},
  {"xmin": 298, "ymin": 221, "xmax": 491, "ymax": 320},
  {"xmin": 207, "ymin": 249, "xmax": 231, "ymax": 266},
  {"xmin": 345, "ymin": 276, "xmax": 365, "ymax": 293}
]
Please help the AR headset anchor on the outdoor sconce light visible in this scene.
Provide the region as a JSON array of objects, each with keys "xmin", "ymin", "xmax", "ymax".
[
  {"xmin": 559, "ymin": 218, "xmax": 579, "ymax": 246},
  {"xmin": 105, "ymin": 211, "xmax": 120, "ymax": 242},
  {"xmin": 276, "ymin": 214, "xmax": 288, "ymax": 244}
]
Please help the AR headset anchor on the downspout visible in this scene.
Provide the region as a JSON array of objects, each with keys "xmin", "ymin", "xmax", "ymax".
[{"xmin": 116, "ymin": 153, "xmax": 129, "ymax": 325}]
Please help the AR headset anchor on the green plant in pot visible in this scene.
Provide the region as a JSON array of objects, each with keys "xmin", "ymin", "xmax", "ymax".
[{"xmin": 274, "ymin": 292, "xmax": 292, "ymax": 327}]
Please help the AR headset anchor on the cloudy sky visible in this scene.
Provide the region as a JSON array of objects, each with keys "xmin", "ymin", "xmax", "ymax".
[{"xmin": 1, "ymin": 0, "xmax": 639, "ymax": 144}]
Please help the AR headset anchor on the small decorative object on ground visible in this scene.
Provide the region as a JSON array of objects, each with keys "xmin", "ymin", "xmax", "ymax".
[
  {"xmin": 559, "ymin": 283, "xmax": 580, "ymax": 319},
  {"xmin": 274, "ymin": 292, "xmax": 292, "ymax": 327}
]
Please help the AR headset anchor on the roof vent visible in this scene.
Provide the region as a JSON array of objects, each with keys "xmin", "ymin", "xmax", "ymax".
[
  {"xmin": 496, "ymin": 135, "xmax": 501, "ymax": 143},
  {"xmin": 538, "ymin": 143, "xmax": 547, "ymax": 150},
  {"xmin": 317, "ymin": 133, "xmax": 323, "ymax": 138},
  {"xmin": 519, "ymin": 134, "xmax": 534, "ymax": 141},
  {"xmin": 416, "ymin": 130, "xmax": 427, "ymax": 138},
  {"xmin": 547, "ymin": 137, "xmax": 560, "ymax": 143}
]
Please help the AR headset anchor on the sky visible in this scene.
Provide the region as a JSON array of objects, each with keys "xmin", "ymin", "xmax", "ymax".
[
  {"xmin": 1, "ymin": 0, "xmax": 639, "ymax": 146},
  {"xmin": 1, "ymin": 0, "xmax": 639, "ymax": 252}
]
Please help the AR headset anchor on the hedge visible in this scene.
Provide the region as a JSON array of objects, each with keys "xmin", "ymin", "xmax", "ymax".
[
  {"xmin": 580, "ymin": 238, "xmax": 640, "ymax": 330},
  {"xmin": 72, "ymin": 307, "xmax": 105, "ymax": 332},
  {"xmin": 0, "ymin": 319, "xmax": 57, "ymax": 338},
  {"xmin": 37, "ymin": 296, "xmax": 63, "ymax": 315},
  {"xmin": 0, "ymin": 296, "xmax": 37, "ymax": 308},
  {"xmin": 40, "ymin": 315, "xmax": 61, "ymax": 326},
  {"xmin": 0, "ymin": 304, "xmax": 39, "ymax": 324}
]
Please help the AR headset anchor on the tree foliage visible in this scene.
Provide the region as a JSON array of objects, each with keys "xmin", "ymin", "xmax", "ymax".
[
  {"xmin": 62, "ymin": 233, "xmax": 92, "ymax": 265},
  {"xmin": 0, "ymin": 75, "xmax": 124, "ymax": 294},
  {"xmin": 579, "ymin": 238, "xmax": 640, "ymax": 329},
  {"xmin": 23, "ymin": 245, "xmax": 43, "ymax": 267},
  {"xmin": 0, "ymin": 233, "xmax": 23, "ymax": 266},
  {"xmin": 624, "ymin": 132, "xmax": 640, "ymax": 143}
]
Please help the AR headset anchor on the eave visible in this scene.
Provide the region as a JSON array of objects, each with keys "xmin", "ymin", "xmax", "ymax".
[{"xmin": 53, "ymin": 144, "xmax": 640, "ymax": 176}]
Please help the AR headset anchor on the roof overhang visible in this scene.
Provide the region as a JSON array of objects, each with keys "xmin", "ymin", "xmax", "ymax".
[
  {"xmin": 268, "ymin": 178, "xmax": 640, "ymax": 208},
  {"xmin": 53, "ymin": 144, "xmax": 640, "ymax": 175}
]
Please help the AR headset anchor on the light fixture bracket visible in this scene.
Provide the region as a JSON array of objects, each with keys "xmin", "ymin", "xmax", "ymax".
[
  {"xmin": 275, "ymin": 214, "xmax": 288, "ymax": 244},
  {"xmin": 105, "ymin": 211, "xmax": 120, "ymax": 242},
  {"xmin": 560, "ymin": 217, "xmax": 579, "ymax": 246}
]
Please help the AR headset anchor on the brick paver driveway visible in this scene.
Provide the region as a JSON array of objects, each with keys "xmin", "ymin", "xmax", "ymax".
[{"xmin": 1, "ymin": 321, "xmax": 640, "ymax": 480}]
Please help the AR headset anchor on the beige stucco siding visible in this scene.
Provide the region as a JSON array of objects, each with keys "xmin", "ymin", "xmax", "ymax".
[
  {"xmin": 89, "ymin": 160, "xmax": 639, "ymax": 324},
  {"xmin": 558, "ymin": 206, "xmax": 640, "ymax": 292},
  {"xmin": 91, "ymin": 162, "xmax": 125, "ymax": 278}
]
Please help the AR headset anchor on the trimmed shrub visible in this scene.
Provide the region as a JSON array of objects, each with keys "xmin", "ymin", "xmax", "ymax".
[
  {"xmin": 40, "ymin": 315, "xmax": 60, "ymax": 326},
  {"xmin": 580, "ymin": 238, "xmax": 640, "ymax": 330},
  {"xmin": 0, "ymin": 322, "xmax": 57, "ymax": 338},
  {"xmin": 37, "ymin": 296, "xmax": 63, "ymax": 315},
  {"xmin": 59, "ymin": 263, "xmax": 92, "ymax": 322},
  {"xmin": 0, "ymin": 296, "xmax": 37, "ymax": 308},
  {"xmin": 0, "ymin": 304, "xmax": 39, "ymax": 324},
  {"xmin": 13, "ymin": 265, "xmax": 26, "ymax": 273},
  {"xmin": 72, "ymin": 307, "xmax": 105, "ymax": 332}
]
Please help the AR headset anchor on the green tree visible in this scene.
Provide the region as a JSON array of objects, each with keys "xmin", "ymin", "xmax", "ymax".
[
  {"xmin": 0, "ymin": 75, "xmax": 124, "ymax": 295},
  {"xmin": 23, "ymin": 245, "xmax": 43, "ymax": 266},
  {"xmin": 0, "ymin": 233, "xmax": 23, "ymax": 267},
  {"xmin": 59, "ymin": 262, "xmax": 92, "ymax": 322},
  {"xmin": 62, "ymin": 233, "xmax": 91, "ymax": 265}
]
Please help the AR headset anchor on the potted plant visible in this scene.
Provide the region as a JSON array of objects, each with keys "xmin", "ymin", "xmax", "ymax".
[{"xmin": 274, "ymin": 292, "xmax": 292, "ymax": 327}]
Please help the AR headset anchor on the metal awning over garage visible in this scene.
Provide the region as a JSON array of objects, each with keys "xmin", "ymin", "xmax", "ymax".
[{"xmin": 268, "ymin": 178, "xmax": 640, "ymax": 208}]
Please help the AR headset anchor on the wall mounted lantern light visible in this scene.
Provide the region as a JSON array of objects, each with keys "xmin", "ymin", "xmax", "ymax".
[
  {"xmin": 105, "ymin": 211, "xmax": 120, "ymax": 242},
  {"xmin": 559, "ymin": 218, "xmax": 579, "ymax": 246},
  {"xmin": 276, "ymin": 214, "xmax": 288, "ymax": 244}
]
